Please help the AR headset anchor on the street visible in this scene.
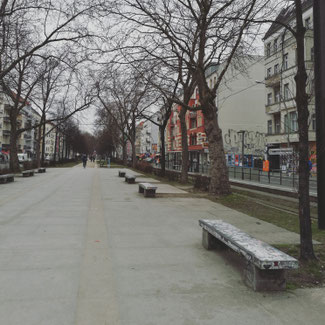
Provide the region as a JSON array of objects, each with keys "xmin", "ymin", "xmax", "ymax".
[{"xmin": 0, "ymin": 165, "xmax": 324, "ymax": 325}]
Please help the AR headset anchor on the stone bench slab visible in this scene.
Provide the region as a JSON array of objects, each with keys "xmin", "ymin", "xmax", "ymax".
[
  {"xmin": 199, "ymin": 219, "xmax": 298, "ymax": 270},
  {"xmin": 0, "ymin": 174, "xmax": 14, "ymax": 183},
  {"xmin": 118, "ymin": 170, "xmax": 126, "ymax": 177},
  {"xmin": 138, "ymin": 183, "xmax": 157, "ymax": 197},
  {"xmin": 22, "ymin": 170, "xmax": 34, "ymax": 177},
  {"xmin": 125, "ymin": 175, "xmax": 136, "ymax": 184}
]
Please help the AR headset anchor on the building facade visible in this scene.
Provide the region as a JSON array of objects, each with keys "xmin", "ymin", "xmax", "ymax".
[
  {"xmin": 0, "ymin": 92, "xmax": 41, "ymax": 159},
  {"xmin": 166, "ymin": 56, "xmax": 267, "ymax": 170},
  {"xmin": 263, "ymin": 0, "xmax": 315, "ymax": 170}
]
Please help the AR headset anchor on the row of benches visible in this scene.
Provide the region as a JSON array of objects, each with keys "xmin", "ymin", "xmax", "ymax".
[
  {"xmin": 0, "ymin": 168, "xmax": 46, "ymax": 184},
  {"xmin": 116, "ymin": 169, "xmax": 298, "ymax": 291},
  {"xmin": 118, "ymin": 170, "xmax": 157, "ymax": 197}
]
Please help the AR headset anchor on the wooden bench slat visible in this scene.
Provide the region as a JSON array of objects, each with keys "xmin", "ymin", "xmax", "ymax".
[{"xmin": 199, "ymin": 219, "xmax": 298, "ymax": 270}]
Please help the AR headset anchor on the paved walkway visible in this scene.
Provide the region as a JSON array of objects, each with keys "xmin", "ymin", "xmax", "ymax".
[{"xmin": 0, "ymin": 165, "xmax": 324, "ymax": 324}]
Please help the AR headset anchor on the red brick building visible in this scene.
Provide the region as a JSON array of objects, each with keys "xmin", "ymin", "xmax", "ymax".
[{"xmin": 166, "ymin": 89, "xmax": 209, "ymax": 171}]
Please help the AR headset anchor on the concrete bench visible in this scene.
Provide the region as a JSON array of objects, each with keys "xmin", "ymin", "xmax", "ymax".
[
  {"xmin": 138, "ymin": 183, "xmax": 157, "ymax": 197},
  {"xmin": 125, "ymin": 174, "xmax": 136, "ymax": 184},
  {"xmin": 38, "ymin": 167, "xmax": 46, "ymax": 173},
  {"xmin": 0, "ymin": 174, "xmax": 14, "ymax": 184},
  {"xmin": 118, "ymin": 170, "xmax": 126, "ymax": 177},
  {"xmin": 22, "ymin": 170, "xmax": 34, "ymax": 177},
  {"xmin": 199, "ymin": 219, "xmax": 298, "ymax": 291}
]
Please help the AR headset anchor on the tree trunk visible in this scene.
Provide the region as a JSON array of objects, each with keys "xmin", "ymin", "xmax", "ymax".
[
  {"xmin": 8, "ymin": 109, "xmax": 20, "ymax": 173},
  {"xmin": 35, "ymin": 117, "xmax": 43, "ymax": 168},
  {"xmin": 159, "ymin": 125, "xmax": 166, "ymax": 177},
  {"xmin": 41, "ymin": 118, "xmax": 46, "ymax": 164},
  {"xmin": 53, "ymin": 128, "xmax": 58, "ymax": 162},
  {"xmin": 294, "ymin": 0, "xmax": 315, "ymax": 260},
  {"xmin": 203, "ymin": 103, "xmax": 231, "ymax": 196},
  {"xmin": 9, "ymin": 126, "xmax": 20, "ymax": 173},
  {"xmin": 179, "ymin": 106, "xmax": 189, "ymax": 183},
  {"xmin": 122, "ymin": 140, "xmax": 127, "ymax": 165},
  {"xmin": 131, "ymin": 141, "xmax": 137, "ymax": 168}
]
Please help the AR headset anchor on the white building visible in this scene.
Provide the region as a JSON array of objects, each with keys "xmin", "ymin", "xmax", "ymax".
[
  {"xmin": 139, "ymin": 113, "xmax": 160, "ymax": 155},
  {"xmin": 263, "ymin": 0, "xmax": 315, "ymax": 170},
  {"xmin": 0, "ymin": 92, "xmax": 41, "ymax": 159}
]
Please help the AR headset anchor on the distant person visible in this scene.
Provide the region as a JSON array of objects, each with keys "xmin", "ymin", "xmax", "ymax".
[{"xmin": 82, "ymin": 154, "xmax": 87, "ymax": 168}]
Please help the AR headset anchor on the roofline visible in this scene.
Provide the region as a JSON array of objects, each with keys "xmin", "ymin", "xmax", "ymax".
[{"xmin": 263, "ymin": 0, "xmax": 313, "ymax": 41}]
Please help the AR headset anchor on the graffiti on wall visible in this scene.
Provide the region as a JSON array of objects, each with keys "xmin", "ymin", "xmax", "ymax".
[{"xmin": 224, "ymin": 129, "xmax": 267, "ymax": 156}]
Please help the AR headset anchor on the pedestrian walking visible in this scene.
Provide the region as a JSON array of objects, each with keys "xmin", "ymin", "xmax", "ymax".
[{"xmin": 82, "ymin": 154, "xmax": 87, "ymax": 168}]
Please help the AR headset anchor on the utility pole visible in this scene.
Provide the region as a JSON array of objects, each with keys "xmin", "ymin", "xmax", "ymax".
[
  {"xmin": 314, "ymin": 0, "xmax": 325, "ymax": 229},
  {"xmin": 238, "ymin": 130, "xmax": 245, "ymax": 180}
]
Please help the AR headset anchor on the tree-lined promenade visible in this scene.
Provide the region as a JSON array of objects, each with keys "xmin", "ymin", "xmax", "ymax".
[
  {"xmin": 0, "ymin": 165, "xmax": 324, "ymax": 324},
  {"xmin": 0, "ymin": 0, "xmax": 321, "ymax": 261}
]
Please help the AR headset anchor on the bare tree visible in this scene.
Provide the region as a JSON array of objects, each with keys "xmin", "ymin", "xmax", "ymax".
[
  {"xmin": 249, "ymin": 0, "xmax": 315, "ymax": 261},
  {"xmin": 114, "ymin": 0, "xmax": 272, "ymax": 190},
  {"xmin": 95, "ymin": 66, "xmax": 158, "ymax": 168}
]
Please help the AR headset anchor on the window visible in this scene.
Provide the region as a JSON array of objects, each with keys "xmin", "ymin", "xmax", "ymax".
[
  {"xmin": 190, "ymin": 134, "xmax": 197, "ymax": 145},
  {"xmin": 267, "ymin": 93, "xmax": 272, "ymax": 105},
  {"xmin": 190, "ymin": 118, "xmax": 197, "ymax": 129},
  {"xmin": 274, "ymin": 64, "xmax": 279, "ymax": 74},
  {"xmin": 274, "ymin": 114, "xmax": 281, "ymax": 134},
  {"xmin": 273, "ymin": 38, "xmax": 278, "ymax": 52},
  {"xmin": 284, "ymin": 114, "xmax": 289, "ymax": 133},
  {"xmin": 267, "ymin": 120, "xmax": 272, "ymax": 134},
  {"xmin": 311, "ymin": 113, "xmax": 316, "ymax": 130},
  {"xmin": 305, "ymin": 17, "xmax": 311, "ymax": 29},
  {"xmin": 266, "ymin": 43, "xmax": 271, "ymax": 57},
  {"xmin": 283, "ymin": 53, "xmax": 288, "ymax": 70},
  {"xmin": 266, "ymin": 67, "xmax": 272, "ymax": 78},
  {"xmin": 290, "ymin": 111, "xmax": 298, "ymax": 132},
  {"xmin": 284, "ymin": 83, "xmax": 290, "ymax": 100},
  {"xmin": 274, "ymin": 88, "xmax": 280, "ymax": 103}
]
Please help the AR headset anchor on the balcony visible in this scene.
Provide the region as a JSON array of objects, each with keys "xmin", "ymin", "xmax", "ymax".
[
  {"xmin": 2, "ymin": 130, "xmax": 11, "ymax": 136},
  {"xmin": 3, "ymin": 116, "xmax": 10, "ymax": 123},
  {"xmin": 265, "ymin": 73, "xmax": 281, "ymax": 87},
  {"xmin": 24, "ymin": 134, "xmax": 32, "ymax": 140},
  {"xmin": 265, "ymin": 102, "xmax": 281, "ymax": 114},
  {"xmin": 24, "ymin": 145, "xmax": 32, "ymax": 150}
]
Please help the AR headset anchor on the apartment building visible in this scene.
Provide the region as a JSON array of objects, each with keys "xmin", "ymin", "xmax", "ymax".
[
  {"xmin": 139, "ymin": 113, "xmax": 160, "ymax": 155},
  {"xmin": 0, "ymin": 92, "xmax": 41, "ymax": 158},
  {"xmin": 166, "ymin": 56, "xmax": 267, "ymax": 169},
  {"xmin": 263, "ymin": 0, "xmax": 315, "ymax": 170}
]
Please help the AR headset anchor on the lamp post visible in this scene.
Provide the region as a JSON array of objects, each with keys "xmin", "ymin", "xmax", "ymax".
[
  {"xmin": 238, "ymin": 130, "xmax": 245, "ymax": 180},
  {"xmin": 314, "ymin": 0, "xmax": 325, "ymax": 229}
]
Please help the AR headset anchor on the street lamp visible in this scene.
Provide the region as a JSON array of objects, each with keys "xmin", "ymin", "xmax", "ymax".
[{"xmin": 237, "ymin": 130, "xmax": 246, "ymax": 180}]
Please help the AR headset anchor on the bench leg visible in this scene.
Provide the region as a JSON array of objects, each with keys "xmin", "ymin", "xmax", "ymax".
[
  {"xmin": 244, "ymin": 262, "xmax": 286, "ymax": 291},
  {"xmin": 202, "ymin": 229, "xmax": 225, "ymax": 250},
  {"xmin": 139, "ymin": 186, "xmax": 144, "ymax": 193}
]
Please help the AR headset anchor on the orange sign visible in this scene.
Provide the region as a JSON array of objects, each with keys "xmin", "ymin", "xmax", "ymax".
[{"xmin": 263, "ymin": 160, "xmax": 269, "ymax": 172}]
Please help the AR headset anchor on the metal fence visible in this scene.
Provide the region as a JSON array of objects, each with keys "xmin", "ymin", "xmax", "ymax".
[{"xmin": 163, "ymin": 160, "xmax": 317, "ymax": 192}]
